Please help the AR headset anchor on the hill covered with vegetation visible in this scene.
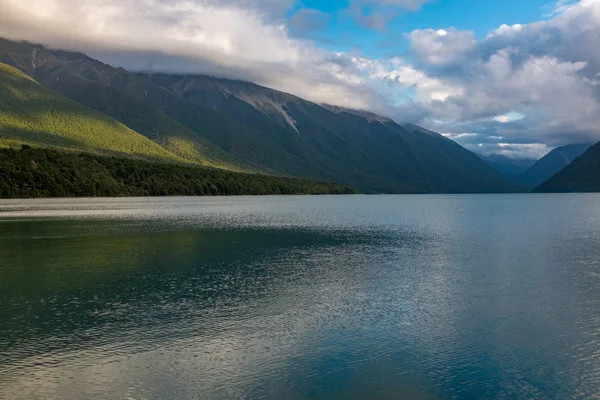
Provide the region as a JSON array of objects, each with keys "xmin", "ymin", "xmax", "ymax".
[
  {"xmin": 0, "ymin": 38, "xmax": 522, "ymax": 194},
  {"xmin": 0, "ymin": 62, "xmax": 185, "ymax": 163},
  {"xmin": 516, "ymin": 144, "xmax": 592, "ymax": 188},
  {"xmin": 534, "ymin": 142, "xmax": 600, "ymax": 193},
  {"xmin": 0, "ymin": 147, "xmax": 355, "ymax": 198}
]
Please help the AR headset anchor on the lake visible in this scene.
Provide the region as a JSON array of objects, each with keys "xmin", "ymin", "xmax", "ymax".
[{"xmin": 1, "ymin": 194, "xmax": 600, "ymax": 399}]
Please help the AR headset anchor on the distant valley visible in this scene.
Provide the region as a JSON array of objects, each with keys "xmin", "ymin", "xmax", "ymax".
[
  {"xmin": 479, "ymin": 144, "xmax": 595, "ymax": 190},
  {"xmin": 515, "ymin": 144, "xmax": 592, "ymax": 188},
  {"xmin": 478, "ymin": 154, "xmax": 536, "ymax": 179}
]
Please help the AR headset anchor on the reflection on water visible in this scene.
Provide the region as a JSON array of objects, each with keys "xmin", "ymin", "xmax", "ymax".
[{"xmin": 2, "ymin": 194, "xmax": 600, "ymax": 399}]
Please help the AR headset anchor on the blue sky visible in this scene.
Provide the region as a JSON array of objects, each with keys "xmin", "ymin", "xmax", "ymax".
[
  {"xmin": 293, "ymin": 0, "xmax": 553, "ymax": 56},
  {"xmin": 1, "ymin": 0, "xmax": 597, "ymax": 158}
]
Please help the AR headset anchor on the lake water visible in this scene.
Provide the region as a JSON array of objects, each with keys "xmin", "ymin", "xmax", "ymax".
[{"xmin": 2, "ymin": 195, "xmax": 600, "ymax": 399}]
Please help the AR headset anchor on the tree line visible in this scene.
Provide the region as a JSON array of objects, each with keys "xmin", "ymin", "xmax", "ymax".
[{"xmin": 0, "ymin": 146, "xmax": 356, "ymax": 198}]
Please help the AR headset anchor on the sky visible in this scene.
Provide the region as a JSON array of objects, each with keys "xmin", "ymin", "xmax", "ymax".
[{"xmin": 1, "ymin": 0, "xmax": 599, "ymax": 158}]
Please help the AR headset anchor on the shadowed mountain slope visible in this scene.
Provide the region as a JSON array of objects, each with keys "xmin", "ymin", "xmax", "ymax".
[
  {"xmin": 479, "ymin": 154, "xmax": 536, "ymax": 179},
  {"xmin": 516, "ymin": 144, "xmax": 592, "ymax": 188},
  {"xmin": 534, "ymin": 142, "xmax": 600, "ymax": 193}
]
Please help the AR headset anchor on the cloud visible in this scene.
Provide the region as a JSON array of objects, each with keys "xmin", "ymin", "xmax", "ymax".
[
  {"xmin": 543, "ymin": 0, "xmax": 580, "ymax": 17},
  {"xmin": 0, "ymin": 0, "xmax": 385, "ymax": 110},
  {"xmin": 382, "ymin": 0, "xmax": 600, "ymax": 154},
  {"xmin": 371, "ymin": 58, "xmax": 465, "ymax": 102},
  {"xmin": 347, "ymin": 0, "xmax": 433, "ymax": 31},
  {"xmin": 1, "ymin": 0, "xmax": 599, "ymax": 157},
  {"xmin": 493, "ymin": 112, "xmax": 526, "ymax": 124},
  {"xmin": 288, "ymin": 8, "xmax": 331, "ymax": 34},
  {"xmin": 349, "ymin": 4, "xmax": 389, "ymax": 31},
  {"xmin": 407, "ymin": 28, "xmax": 476, "ymax": 65}
]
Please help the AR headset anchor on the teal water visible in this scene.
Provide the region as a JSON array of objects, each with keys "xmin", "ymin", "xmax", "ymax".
[{"xmin": 1, "ymin": 195, "xmax": 600, "ymax": 399}]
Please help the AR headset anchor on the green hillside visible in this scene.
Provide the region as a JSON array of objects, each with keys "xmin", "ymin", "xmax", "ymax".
[
  {"xmin": 0, "ymin": 62, "xmax": 186, "ymax": 162},
  {"xmin": 38, "ymin": 68, "xmax": 252, "ymax": 171},
  {"xmin": 0, "ymin": 146, "xmax": 355, "ymax": 198}
]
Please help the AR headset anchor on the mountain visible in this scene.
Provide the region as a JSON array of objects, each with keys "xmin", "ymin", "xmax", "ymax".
[
  {"xmin": 0, "ymin": 38, "xmax": 521, "ymax": 194},
  {"xmin": 0, "ymin": 40, "xmax": 252, "ymax": 171},
  {"xmin": 138, "ymin": 76, "xmax": 521, "ymax": 193},
  {"xmin": 516, "ymin": 144, "xmax": 593, "ymax": 188},
  {"xmin": 534, "ymin": 141, "xmax": 600, "ymax": 192},
  {"xmin": 0, "ymin": 62, "xmax": 184, "ymax": 162},
  {"xmin": 479, "ymin": 154, "xmax": 536, "ymax": 178},
  {"xmin": 0, "ymin": 60, "xmax": 354, "ymax": 196}
]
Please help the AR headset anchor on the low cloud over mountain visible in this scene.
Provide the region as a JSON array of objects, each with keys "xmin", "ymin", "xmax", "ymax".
[{"xmin": 2, "ymin": 0, "xmax": 599, "ymax": 157}]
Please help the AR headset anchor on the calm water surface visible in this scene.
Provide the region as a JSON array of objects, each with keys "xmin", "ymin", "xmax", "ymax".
[{"xmin": 2, "ymin": 194, "xmax": 600, "ymax": 399}]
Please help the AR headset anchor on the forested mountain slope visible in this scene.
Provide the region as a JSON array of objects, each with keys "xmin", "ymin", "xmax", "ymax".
[
  {"xmin": 0, "ymin": 38, "xmax": 521, "ymax": 193},
  {"xmin": 534, "ymin": 142, "xmax": 600, "ymax": 193}
]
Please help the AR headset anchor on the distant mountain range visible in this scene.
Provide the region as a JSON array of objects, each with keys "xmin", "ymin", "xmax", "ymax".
[
  {"xmin": 0, "ymin": 38, "xmax": 521, "ymax": 194},
  {"xmin": 479, "ymin": 154, "xmax": 536, "ymax": 179},
  {"xmin": 515, "ymin": 144, "xmax": 592, "ymax": 188},
  {"xmin": 535, "ymin": 142, "xmax": 600, "ymax": 192}
]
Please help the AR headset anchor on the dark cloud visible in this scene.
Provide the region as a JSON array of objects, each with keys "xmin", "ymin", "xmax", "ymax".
[{"xmin": 288, "ymin": 9, "xmax": 331, "ymax": 34}]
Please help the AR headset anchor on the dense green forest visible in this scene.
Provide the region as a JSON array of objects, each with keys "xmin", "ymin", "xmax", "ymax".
[{"xmin": 0, "ymin": 147, "xmax": 355, "ymax": 198}]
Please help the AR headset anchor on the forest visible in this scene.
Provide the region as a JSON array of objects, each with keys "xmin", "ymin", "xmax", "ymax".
[{"xmin": 0, "ymin": 146, "xmax": 356, "ymax": 198}]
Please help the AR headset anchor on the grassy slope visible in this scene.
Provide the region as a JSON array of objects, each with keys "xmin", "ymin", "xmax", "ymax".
[
  {"xmin": 0, "ymin": 62, "xmax": 184, "ymax": 162},
  {"xmin": 0, "ymin": 147, "xmax": 355, "ymax": 198}
]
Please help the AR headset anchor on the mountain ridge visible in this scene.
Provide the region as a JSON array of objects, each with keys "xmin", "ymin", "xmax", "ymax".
[
  {"xmin": 534, "ymin": 141, "xmax": 600, "ymax": 192},
  {"xmin": 0, "ymin": 37, "xmax": 522, "ymax": 194},
  {"xmin": 516, "ymin": 144, "xmax": 592, "ymax": 188},
  {"xmin": 533, "ymin": 142, "xmax": 600, "ymax": 193}
]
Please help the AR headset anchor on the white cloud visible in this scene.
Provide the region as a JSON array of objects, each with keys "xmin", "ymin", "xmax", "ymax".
[
  {"xmin": 1, "ymin": 0, "xmax": 599, "ymax": 157},
  {"xmin": 0, "ymin": 0, "xmax": 384, "ymax": 110},
  {"xmin": 369, "ymin": 58, "xmax": 464, "ymax": 102},
  {"xmin": 408, "ymin": 28, "xmax": 476, "ymax": 65},
  {"xmin": 493, "ymin": 112, "xmax": 526, "ymax": 123},
  {"xmin": 544, "ymin": 0, "xmax": 580, "ymax": 17},
  {"xmin": 494, "ymin": 143, "xmax": 551, "ymax": 159},
  {"xmin": 442, "ymin": 132, "xmax": 478, "ymax": 139},
  {"xmin": 390, "ymin": 0, "xmax": 600, "ymax": 154}
]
